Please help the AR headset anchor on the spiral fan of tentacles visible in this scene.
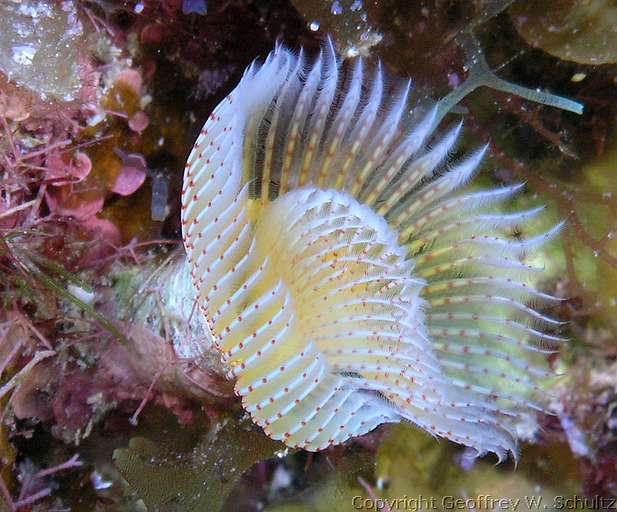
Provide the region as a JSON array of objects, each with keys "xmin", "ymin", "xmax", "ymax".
[{"xmin": 181, "ymin": 40, "xmax": 564, "ymax": 461}]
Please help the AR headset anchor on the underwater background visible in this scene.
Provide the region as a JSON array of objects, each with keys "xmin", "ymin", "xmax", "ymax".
[{"xmin": 1, "ymin": 0, "xmax": 617, "ymax": 510}]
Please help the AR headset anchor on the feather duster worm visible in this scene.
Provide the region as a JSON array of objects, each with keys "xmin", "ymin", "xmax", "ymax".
[{"xmin": 181, "ymin": 41, "xmax": 564, "ymax": 461}]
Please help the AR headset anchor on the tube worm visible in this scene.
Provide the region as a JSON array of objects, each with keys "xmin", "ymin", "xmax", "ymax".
[{"xmin": 181, "ymin": 40, "xmax": 565, "ymax": 461}]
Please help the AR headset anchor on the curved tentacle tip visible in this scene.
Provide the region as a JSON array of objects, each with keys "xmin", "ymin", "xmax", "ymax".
[
  {"xmin": 511, "ymin": 182, "xmax": 527, "ymax": 193},
  {"xmin": 324, "ymin": 34, "xmax": 337, "ymax": 61}
]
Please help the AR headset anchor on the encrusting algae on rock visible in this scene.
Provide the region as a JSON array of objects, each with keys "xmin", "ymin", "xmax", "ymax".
[{"xmin": 181, "ymin": 39, "xmax": 569, "ymax": 462}]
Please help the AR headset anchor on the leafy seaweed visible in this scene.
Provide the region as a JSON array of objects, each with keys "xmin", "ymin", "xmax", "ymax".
[{"xmin": 114, "ymin": 415, "xmax": 285, "ymax": 511}]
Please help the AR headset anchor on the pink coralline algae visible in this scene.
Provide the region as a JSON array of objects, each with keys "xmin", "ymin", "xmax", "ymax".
[
  {"xmin": 44, "ymin": 149, "xmax": 92, "ymax": 184},
  {"xmin": 112, "ymin": 151, "xmax": 148, "ymax": 196}
]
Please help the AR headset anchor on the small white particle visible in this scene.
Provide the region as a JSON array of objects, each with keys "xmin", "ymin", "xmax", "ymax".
[
  {"xmin": 270, "ymin": 465, "xmax": 293, "ymax": 492},
  {"xmin": 350, "ymin": 0, "xmax": 363, "ymax": 11},
  {"xmin": 92, "ymin": 471, "xmax": 113, "ymax": 490},
  {"xmin": 11, "ymin": 45, "xmax": 36, "ymax": 66},
  {"xmin": 87, "ymin": 111, "xmax": 107, "ymax": 127},
  {"xmin": 346, "ymin": 46, "xmax": 360, "ymax": 58},
  {"xmin": 274, "ymin": 448, "xmax": 289, "ymax": 459},
  {"xmin": 68, "ymin": 284, "xmax": 96, "ymax": 305}
]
